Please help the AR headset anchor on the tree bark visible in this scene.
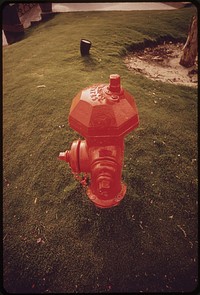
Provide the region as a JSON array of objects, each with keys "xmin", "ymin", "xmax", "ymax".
[{"xmin": 180, "ymin": 15, "xmax": 197, "ymax": 68}]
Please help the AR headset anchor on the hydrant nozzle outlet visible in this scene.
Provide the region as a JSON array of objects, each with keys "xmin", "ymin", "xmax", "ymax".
[
  {"xmin": 58, "ymin": 151, "xmax": 70, "ymax": 162},
  {"xmin": 59, "ymin": 74, "xmax": 139, "ymax": 208}
]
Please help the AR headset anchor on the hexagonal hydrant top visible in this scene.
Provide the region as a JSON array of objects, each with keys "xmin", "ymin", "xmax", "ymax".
[
  {"xmin": 59, "ymin": 74, "xmax": 139, "ymax": 208},
  {"xmin": 69, "ymin": 74, "xmax": 139, "ymax": 138}
]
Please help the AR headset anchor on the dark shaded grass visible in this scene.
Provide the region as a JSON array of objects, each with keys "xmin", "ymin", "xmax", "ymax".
[{"xmin": 3, "ymin": 7, "xmax": 198, "ymax": 294}]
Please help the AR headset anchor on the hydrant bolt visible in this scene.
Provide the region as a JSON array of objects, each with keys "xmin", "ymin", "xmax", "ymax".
[{"xmin": 99, "ymin": 179, "xmax": 110, "ymax": 189}]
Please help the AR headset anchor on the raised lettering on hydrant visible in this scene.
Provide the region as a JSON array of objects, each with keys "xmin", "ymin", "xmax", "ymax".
[{"xmin": 59, "ymin": 74, "xmax": 139, "ymax": 208}]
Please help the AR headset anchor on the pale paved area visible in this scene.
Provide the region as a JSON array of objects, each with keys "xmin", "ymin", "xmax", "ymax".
[
  {"xmin": 3, "ymin": 2, "xmax": 186, "ymax": 46},
  {"xmin": 52, "ymin": 2, "xmax": 176, "ymax": 12}
]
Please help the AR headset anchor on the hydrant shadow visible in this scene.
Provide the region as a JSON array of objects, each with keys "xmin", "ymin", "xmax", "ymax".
[
  {"xmin": 62, "ymin": 184, "xmax": 144, "ymax": 249},
  {"xmin": 89, "ymin": 196, "xmax": 145, "ymax": 247},
  {"xmin": 97, "ymin": 203, "xmax": 142, "ymax": 245}
]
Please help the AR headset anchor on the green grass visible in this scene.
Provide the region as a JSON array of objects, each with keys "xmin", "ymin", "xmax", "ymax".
[{"xmin": 3, "ymin": 7, "xmax": 198, "ymax": 293}]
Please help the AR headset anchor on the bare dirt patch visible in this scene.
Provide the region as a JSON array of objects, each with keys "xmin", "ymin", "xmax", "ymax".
[{"xmin": 124, "ymin": 42, "xmax": 198, "ymax": 87}]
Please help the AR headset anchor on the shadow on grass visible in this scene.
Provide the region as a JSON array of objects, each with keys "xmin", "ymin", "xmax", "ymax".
[
  {"xmin": 62, "ymin": 54, "xmax": 98, "ymax": 72},
  {"xmin": 80, "ymin": 54, "xmax": 98, "ymax": 71}
]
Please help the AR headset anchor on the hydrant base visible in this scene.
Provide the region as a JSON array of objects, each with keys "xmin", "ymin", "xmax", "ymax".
[{"xmin": 87, "ymin": 182, "xmax": 127, "ymax": 208}]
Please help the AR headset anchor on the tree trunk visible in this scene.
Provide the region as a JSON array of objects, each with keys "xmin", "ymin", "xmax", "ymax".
[{"xmin": 180, "ymin": 16, "xmax": 197, "ymax": 68}]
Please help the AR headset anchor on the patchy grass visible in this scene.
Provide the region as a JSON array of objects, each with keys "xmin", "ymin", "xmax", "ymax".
[{"xmin": 3, "ymin": 7, "xmax": 198, "ymax": 293}]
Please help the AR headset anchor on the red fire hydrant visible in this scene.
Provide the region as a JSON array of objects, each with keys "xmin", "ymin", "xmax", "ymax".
[{"xmin": 59, "ymin": 74, "xmax": 139, "ymax": 208}]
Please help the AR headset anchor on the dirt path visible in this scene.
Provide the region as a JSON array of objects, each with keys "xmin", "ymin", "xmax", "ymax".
[
  {"xmin": 124, "ymin": 41, "xmax": 198, "ymax": 87},
  {"xmin": 4, "ymin": 38, "xmax": 197, "ymax": 88}
]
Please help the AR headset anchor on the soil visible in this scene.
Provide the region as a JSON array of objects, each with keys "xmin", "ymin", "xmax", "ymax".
[{"xmin": 124, "ymin": 41, "xmax": 198, "ymax": 87}]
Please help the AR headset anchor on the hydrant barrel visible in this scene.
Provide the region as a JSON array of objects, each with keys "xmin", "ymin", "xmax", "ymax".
[{"xmin": 59, "ymin": 74, "xmax": 139, "ymax": 208}]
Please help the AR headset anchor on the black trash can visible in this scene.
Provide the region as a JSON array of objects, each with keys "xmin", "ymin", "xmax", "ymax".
[{"xmin": 80, "ymin": 39, "xmax": 92, "ymax": 56}]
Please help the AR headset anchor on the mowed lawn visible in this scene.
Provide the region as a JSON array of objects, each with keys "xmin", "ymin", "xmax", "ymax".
[{"xmin": 3, "ymin": 6, "xmax": 198, "ymax": 293}]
